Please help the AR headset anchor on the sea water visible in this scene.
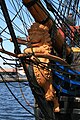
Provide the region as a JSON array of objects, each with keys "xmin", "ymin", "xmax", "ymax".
[{"xmin": 0, "ymin": 82, "xmax": 35, "ymax": 120}]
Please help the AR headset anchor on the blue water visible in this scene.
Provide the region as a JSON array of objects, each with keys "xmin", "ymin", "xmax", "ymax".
[{"xmin": 0, "ymin": 82, "xmax": 35, "ymax": 120}]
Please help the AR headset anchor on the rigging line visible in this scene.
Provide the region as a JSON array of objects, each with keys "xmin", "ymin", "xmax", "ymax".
[
  {"xmin": 23, "ymin": 8, "xmax": 34, "ymax": 26},
  {"xmin": 54, "ymin": 71, "xmax": 80, "ymax": 86},
  {"xmin": 0, "ymin": 6, "xmax": 26, "ymax": 35},
  {"xmin": 54, "ymin": 0, "xmax": 64, "ymax": 22},
  {"xmin": 36, "ymin": 1, "xmax": 54, "ymax": 21},
  {"xmin": 74, "ymin": 0, "xmax": 79, "ymax": 20},
  {"xmin": 18, "ymin": 82, "xmax": 35, "ymax": 108},
  {"xmin": 67, "ymin": 0, "xmax": 73, "ymax": 15},
  {"xmin": 59, "ymin": 0, "xmax": 64, "ymax": 17},
  {"xmin": 36, "ymin": 63, "xmax": 51, "ymax": 82},
  {"xmin": 0, "ymin": 15, "xmax": 6, "ymax": 22},
  {"xmin": 0, "ymin": 54, "xmax": 18, "ymax": 61},
  {"xmin": 35, "ymin": 65, "xmax": 76, "ymax": 96},
  {"xmin": 16, "ymin": 81, "xmax": 29, "ymax": 87},
  {"xmin": 16, "ymin": 0, "xmax": 27, "ymax": 35},
  {"xmin": 37, "ymin": 61, "xmax": 80, "ymax": 76},
  {"xmin": 20, "ymin": 82, "xmax": 29, "ymax": 87},
  {"xmin": 62, "ymin": 1, "xmax": 69, "ymax": 18},
  {"xmin": 32, "ymin": 60, "xmax": 80, "ymax": 93},
  {"xmin": 28, "ymin": 57, "xmax": 80, "ymax": 76},
  {"xmin": 63, "ymin": 1, "xmax": 72, "ymax": 15},
  {"xmin": 26, "ymin": 63, "xmax": 45, "ymax": 91},
  {"xmin": 73, "ymin": 53, "xmax": 80, "ymax": 64},
  {"xmin": 7, "ymin": 7, "xmax": 31, "ymax": 35},
  {"xmin": 12, "ymin": 18, "xmax": 28, "ymax": 36},
  {"xmin": 13, "ymin": 21, "xmax": 27, "ymax": 36},
  {"xmin": 49, "ymin": 0, "xmax": 80, "ymax": 18},
  {"xmin": 0, "ymin": 56, "xmax": 15, "ymax": 68},
  {"xmin": 7, "ymin": 82, "xmax": 28, "ymax": 89},
  {"xmin": 47, "ymin": 1, "xmax": 80, "ymax": 47},
  {"xmin": 8, "ymin": 0, "xmax": 16, "ymax": 10},
  {"xmin": 41, "ymin": 0, "xmax": 78, "ymax": 28},
  {"xmin": 72, "ymin": 0, "xmax": 77, "ymax": 21},
  {"xmin": 26, "ymin": 53, "xmax": 79, "ymax": 75},
  {"xmin": 47, "ymin": 0, "xmax": 67, "ymax": 9},
  {"xmin": 0, "ymin": 52, "xmax": 18, "ymax": 67},
  {"xmin": 32, "ymin": 56, "xmax": 62, "ymax": 74},
  {"xmin": 57, "ymin": 0, "xmax": 63, "ymax": 14},
  {"xmin": 0, "ymin": 26, "xmax": 10, "ymax": 35},
  {"xmin": 35, "ymin": 58, "xmax": 80, "ymax": 68},
  {"xmin": 8, "ymin": 6, "xmax": 33, "ymax": 27},
  {"xmin": 11, "ymin": 0, "xmax": 29, "ymax": 34},
  {"xmin": 19, "ymin": 3, "xmax": 34, "ymax": 27},
  {"xmin": 47, "ymin": 0, "xmax": 61, "ymax": 6},
  {"xmin": 33, "ymin": 52, "xmax": 80, "ymax": 74},
  {"xmin": 19, "ymin": 57, "xmax": 45, "ymax": 89},
  {"xmin": 13, "ymin": 4, "xmax": 33, "ymax": 28},
  {"xmin": 0, "ymin": 3, "xmax": 23, "ymax": 35},
  {"xmin": 0, "ymin": 74, "xmax": 43, "ymax": 120},
  {"xmin": 51, "ymin": 11, "xmax": 74, "ymax": 43},
  {"xmin": 47, "ymin": 61, "xmax": 80, "ymax": 75},
  {"xmin": 0, "ymin": 34, "xmax": 9, "ymax": 40},
  {"xmin": 25, "ymin": 10, "xmax": 35, "ymax": 27},
  {"xmin": 23, "ymin": 63, "xmax": 45, "ymax": 93},
  {"xmin": 46, "ymin": 0, "xmax": 71, "ymax": 10},
  {"xmin": 54, "ymin": 18, "xmax": 80, "ymax": 50},
  {"xmin": 0, "ymin": 66, "xmax": 17, "ymax": 79}
]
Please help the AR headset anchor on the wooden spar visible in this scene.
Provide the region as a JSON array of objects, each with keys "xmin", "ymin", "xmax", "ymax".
[
  {"xmin": 22, "ymin": 0, "xmax": 72, "ymax": 58},
  {"xmin": 0, "ymin": 49, "xmax": 18, "ymax": 58},
  {"xmin": 18, "ymin": 53, "xmax": 68, "ymax": 66},
  {"xmin": 0, "ymin": 78, "xmax": 27, "ymax": 83},
  {"xmin": 23, "ymin": 0, "xmax": 53, "ymax": 29},
  {"xmin": 10, "ymin": 38, "xmax": 27, "ymax": 45}
]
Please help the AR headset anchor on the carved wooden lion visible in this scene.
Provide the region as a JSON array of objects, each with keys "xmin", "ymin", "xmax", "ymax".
[{"xmin": 24, "ymin": 22, "xmax": 60, "ymax": 112}]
